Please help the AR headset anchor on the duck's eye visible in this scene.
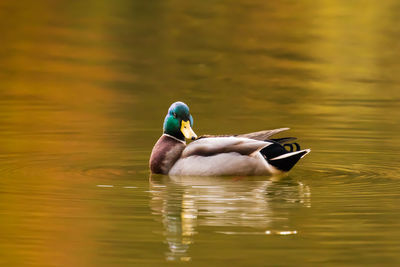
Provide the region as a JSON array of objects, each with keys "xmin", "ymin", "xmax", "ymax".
[{"xmin": 173, "ymin": 112, "xmax": 177, "ymax": 118}]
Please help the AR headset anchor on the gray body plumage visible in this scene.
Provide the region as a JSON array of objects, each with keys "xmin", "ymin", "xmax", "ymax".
[
  {"xmin": 169, "ymin": 137, "xmax": 278, "ymax": 176},
  {"xmin": 149, "ymin": 128, "xmax": 310, "ymax": 176}
]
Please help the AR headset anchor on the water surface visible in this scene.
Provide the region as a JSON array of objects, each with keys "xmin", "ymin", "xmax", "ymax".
[{"xmin": 1, "ymin": 0, "xmax": 400, "ymax": 266}]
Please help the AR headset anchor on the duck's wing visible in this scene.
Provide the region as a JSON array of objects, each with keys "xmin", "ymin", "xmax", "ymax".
[
  {"xmin": 197, "ymin": 128, "xmax": 291, "ymax": 141},
  {"xmin": 182, "ymin": 137, "xmax": 272, "ymax": 158},
  {"xmin": 270, "ymin": 137, "xmax": 297, "ymax": 144},
  {"xmin": 237, "ymin": 128, "xmax": 290, "ymax": 141}
]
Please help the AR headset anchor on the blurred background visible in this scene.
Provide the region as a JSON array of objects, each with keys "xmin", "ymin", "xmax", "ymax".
[{"xmin": 1, "ymin": 0, "xmax": 400, "ymax": 266}]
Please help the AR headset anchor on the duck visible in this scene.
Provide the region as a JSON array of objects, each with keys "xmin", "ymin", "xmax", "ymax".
[{"xmin": 149, "ymin": 101, "xmax": 310, "ymax": 176}]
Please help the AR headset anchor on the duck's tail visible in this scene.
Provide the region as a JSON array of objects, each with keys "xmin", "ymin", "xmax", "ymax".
[{"xmin": 260, "ymin": 142, "xmax": 310, "ymax": 172}]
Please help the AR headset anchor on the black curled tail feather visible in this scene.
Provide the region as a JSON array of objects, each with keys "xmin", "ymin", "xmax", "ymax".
[
  {"xmin": 260, "ymin": 141, "xmax": 310, "ymax": 172},
  {"xmin": 283, "ymin": 142, "xmax": 301, "ymax": 152}
]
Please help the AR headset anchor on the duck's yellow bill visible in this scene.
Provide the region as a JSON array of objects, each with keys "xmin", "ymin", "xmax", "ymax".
[{"xmin": 181, "ymin": 120, "xmax": 197, "ymax": 140}]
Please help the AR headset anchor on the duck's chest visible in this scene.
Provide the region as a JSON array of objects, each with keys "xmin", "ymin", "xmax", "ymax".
[{"xmin": 149, "ymin": 135, "xmax": 185, "ymax": 174}]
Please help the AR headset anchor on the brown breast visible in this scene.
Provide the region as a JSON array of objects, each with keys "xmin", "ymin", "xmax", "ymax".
[{"xmin": 149, "ymin": 135, "xmax": 185, "ymax": 174}]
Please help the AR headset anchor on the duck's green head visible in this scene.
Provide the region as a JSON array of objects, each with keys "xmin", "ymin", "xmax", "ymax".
[{"xmin": 163, "ymin": 101, "xmax": 197, "ymax": 141}]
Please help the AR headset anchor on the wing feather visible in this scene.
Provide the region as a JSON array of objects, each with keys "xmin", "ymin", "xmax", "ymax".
[
  {"xmin": 237, "ymin": 128, "xmax": 290, "ymax": 140},
  {"xmin": 197, "ymin": 128, "xmax": 290, "ymax": 141},
  {"xmin": 182, "ymin": 137, "xmax": 271, "ymax": 158}
]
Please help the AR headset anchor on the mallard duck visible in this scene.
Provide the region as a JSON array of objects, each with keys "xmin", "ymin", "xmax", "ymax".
[{"xmin": 149, "ymin": 101, "xmax": 310, "ymax": 176}]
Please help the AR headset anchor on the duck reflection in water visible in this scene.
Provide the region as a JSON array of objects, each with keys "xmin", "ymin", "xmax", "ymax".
[{"xmin": 149, "ymin": 174, "xmax": 311, "ymax": 262}]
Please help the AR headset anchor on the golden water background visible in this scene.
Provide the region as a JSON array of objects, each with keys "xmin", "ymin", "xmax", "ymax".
[{"xmin": 1, "ymin": 1, "xmax": 400, "ymax": 266}]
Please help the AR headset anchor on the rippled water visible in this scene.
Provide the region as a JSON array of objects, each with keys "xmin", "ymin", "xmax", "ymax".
[{"xmin": 1, "ymin": 0, "xmax": 400, "ymax": 266}]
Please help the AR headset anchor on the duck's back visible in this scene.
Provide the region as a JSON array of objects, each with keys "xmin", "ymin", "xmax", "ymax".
[
  {"xmin": 168, "ymin": 137, "xmax": 274, "ymax": 176},
  {"xmin": 149, "ymin": 135, "xmax": 186, "ymax": 174}
]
